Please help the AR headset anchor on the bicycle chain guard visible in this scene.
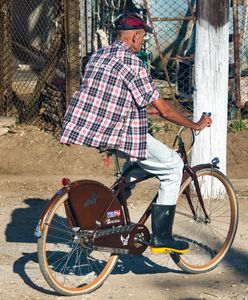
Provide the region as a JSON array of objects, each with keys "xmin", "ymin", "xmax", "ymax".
[
  {"xmin": 93, "ymin": 223, "xmax": 150, "ymax": 255},
  {"xmin": 67, "ymin": 180, "xmax": 126, "ymax": 230}
]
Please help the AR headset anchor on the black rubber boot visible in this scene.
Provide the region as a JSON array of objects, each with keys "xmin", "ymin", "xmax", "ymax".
[{"xmin": 150, "ymin": 203, "xmax": 189, "ymax": 253}]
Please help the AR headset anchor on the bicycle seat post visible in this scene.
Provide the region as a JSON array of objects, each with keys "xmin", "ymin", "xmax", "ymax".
[{"xmin": 114, "ymin": 151, "xmax": 122, "ymax": 178}]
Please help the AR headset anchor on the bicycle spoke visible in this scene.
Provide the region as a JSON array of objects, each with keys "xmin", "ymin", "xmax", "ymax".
[
  {"xmin": 171, "ymin": 168, "xmax": 238, "ymax": 273},
  {"xmin": 37, "ymin": 192, "xmax": 118, "ymax": 295}
]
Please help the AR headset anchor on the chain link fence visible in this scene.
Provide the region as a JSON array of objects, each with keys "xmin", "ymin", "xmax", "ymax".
[
  {"xmin": 0, "ymin": 0, "xmax": 247, "ymax": 134},
  {"xmin": 229, "ymin": 0, "xmax": 248, "ymax": 120},
  {"xmin": 0, "ymin": 0, "xmax": 66, "ymax": 133}
]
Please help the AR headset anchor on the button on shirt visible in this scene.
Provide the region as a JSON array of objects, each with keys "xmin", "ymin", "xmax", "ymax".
[{"xmin": 60, "ymin": 40, "xmax": 160, "ymax": 161}]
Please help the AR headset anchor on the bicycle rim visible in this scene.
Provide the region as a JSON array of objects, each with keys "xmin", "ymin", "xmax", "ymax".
[
  {"xmin": 37, "ymin": 193, "xmax": 118, "ymax": 296},
  {"xmin": 170, "ymin": 168, "xmax": 238, "ymax": 273}
]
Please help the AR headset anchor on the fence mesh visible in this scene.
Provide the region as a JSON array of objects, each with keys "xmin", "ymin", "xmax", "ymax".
[
  {"xmin": 229, "ymin": 0, "xmax": 248, "ymax": 119},
  {"xmin": 0, "ymin": 0, "xmax": 247, "ymax": 134}
]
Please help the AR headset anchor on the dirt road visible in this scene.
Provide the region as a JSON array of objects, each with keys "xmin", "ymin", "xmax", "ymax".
[{"xmin": 0, "ymin": 174, "xmax": 247, "ymax": 300}]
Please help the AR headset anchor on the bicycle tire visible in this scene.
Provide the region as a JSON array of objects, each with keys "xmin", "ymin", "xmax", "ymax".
[
  {"xmin": 37, "ymin": 192, "xmax": 118, "ymax": 296},
  {"xmin": 170, "ymin": 167, "xmax": 238, "ymax": 274}
]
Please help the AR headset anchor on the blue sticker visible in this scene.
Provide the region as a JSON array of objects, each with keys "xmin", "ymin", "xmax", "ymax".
[{"xmin": 107, "ymin": 210, "xmax": 121, "ymax": 218}]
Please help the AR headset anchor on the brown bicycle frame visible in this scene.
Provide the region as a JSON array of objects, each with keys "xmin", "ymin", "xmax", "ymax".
[{"xmin": 109, "ymin": 136, "xmax": 211, "ymax": 228}]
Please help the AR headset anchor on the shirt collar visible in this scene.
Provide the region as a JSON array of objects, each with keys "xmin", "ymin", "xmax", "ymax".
[{"xmin": 114, "ymin": 40, "xmax": 133, "ymax": 54}]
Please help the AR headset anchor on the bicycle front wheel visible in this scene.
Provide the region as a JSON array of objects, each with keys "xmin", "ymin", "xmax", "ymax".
[
  {"xmin": 171, "ymin": 167, "xmax": 238, "ymax": 274},
  {"xmin": 37, "ymin": 193, "xmax": 118, "ymax": 296}
]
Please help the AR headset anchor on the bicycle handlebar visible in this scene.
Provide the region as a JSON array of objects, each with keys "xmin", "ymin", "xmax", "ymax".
[
  {"xmin": 173, "ymin": 112, "xmax": 211, "ymax": 155},
  {"xmin": 172, "ymin": 126, "xmax": 195, "ymax": 156}
]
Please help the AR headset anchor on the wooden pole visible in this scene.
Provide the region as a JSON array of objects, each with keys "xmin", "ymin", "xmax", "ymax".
[
  {"xmin": 64, "ymin": 0, "xmax": 80, "ymax": 106},
  {"xmin": 0, "ymin": 0, "xmax": 12, "ymax": 116},
  {"xmin": 0, "ymin": 0, "xmax": 4, "ymax": 115},
  {"xmin": 192, "ymin": 0, "xmax": 229, "ymax": 179}
]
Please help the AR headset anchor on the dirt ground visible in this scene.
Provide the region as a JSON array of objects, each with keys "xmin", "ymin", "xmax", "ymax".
[{"xmin": 0, "ymin": 125, "xmax": 248, "ymax": 300}]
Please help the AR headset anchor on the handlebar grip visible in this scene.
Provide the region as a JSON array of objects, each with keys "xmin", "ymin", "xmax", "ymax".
[{"xmin": 203, "ymin": 112, "xmax": 211, "ymax": 117}]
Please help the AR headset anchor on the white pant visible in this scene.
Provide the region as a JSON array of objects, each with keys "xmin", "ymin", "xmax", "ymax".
[{"xmin": 123, "ymin": 134, "xmax": 184, "ymax": 205}]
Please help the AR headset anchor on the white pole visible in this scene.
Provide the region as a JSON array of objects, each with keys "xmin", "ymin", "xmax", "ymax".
[{"xmin": 191, "ymin": 1, "xmax": 229, "ymax": 195}]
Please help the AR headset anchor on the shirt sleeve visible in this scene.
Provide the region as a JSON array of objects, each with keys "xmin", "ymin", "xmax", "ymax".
[{"xmin": 127, "ymin": 67, "xmax": 160, "ymax": 108}]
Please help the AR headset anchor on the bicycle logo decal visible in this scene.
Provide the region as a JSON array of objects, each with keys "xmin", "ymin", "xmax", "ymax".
[
  {"xmin": 84, "ymin": 192, "xmax": 98, "ymax": 207},
  {"xmin": 107, "ymin": 210, "xmax": 121, "ymax": 218},
  {"xmin": 121, "ymin": 234, "xmax": 130, "ymax": 246}
]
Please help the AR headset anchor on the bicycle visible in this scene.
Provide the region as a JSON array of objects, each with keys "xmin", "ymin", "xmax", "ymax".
[{"xmin": 34, "ymin": 127, "xmax": 239, "ymax": 296}]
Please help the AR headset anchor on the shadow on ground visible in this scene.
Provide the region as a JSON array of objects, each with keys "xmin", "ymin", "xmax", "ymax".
[{"xmin": 6, "ymin": 198, "xmax": 248, "ymax": 295}]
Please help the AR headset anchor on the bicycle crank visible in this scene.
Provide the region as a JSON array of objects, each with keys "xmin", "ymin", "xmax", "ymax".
[{"xmin": 92, "ymin": 223, "xmax": 150, "ymax": 255}]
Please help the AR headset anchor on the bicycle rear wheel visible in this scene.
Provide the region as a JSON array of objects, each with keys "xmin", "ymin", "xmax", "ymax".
[
  {"xmin": 171, "ymin": 167, "xmax": 238, "ymax": 274},
  {"xmin": 37, "ymin": 193, "xmax": 118, "ymax": 296}
]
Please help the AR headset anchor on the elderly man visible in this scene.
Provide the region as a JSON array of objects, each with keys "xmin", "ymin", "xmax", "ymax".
[{"xmin": 60, "ymin": 12, "xmax": 212, "ymax": 253}]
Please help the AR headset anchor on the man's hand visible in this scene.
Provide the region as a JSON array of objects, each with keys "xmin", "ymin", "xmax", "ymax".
[{"xmin": 195, "ymin": 113, "xmax": 212, "ymax": 131}]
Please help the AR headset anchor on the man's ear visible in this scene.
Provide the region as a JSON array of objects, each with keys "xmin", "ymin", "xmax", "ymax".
[{"xmin": 132, "ymin": 31, "xmax": 138, "ymax": 43}]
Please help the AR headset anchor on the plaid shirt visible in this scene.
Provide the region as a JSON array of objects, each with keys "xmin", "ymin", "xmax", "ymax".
[{"xmin": 60, "ymin": 40, "xmax": 160, "ymax": 161}]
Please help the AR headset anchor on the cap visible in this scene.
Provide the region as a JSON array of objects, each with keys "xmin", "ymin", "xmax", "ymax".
[{"xmin": 114, "ymin": 12, "xmax": 153, "ymax": 34}]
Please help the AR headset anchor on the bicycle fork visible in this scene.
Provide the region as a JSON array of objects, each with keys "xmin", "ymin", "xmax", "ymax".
[{"xmin": 183, "ymin": 165, "xmax": 211, "ymax": 223}]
